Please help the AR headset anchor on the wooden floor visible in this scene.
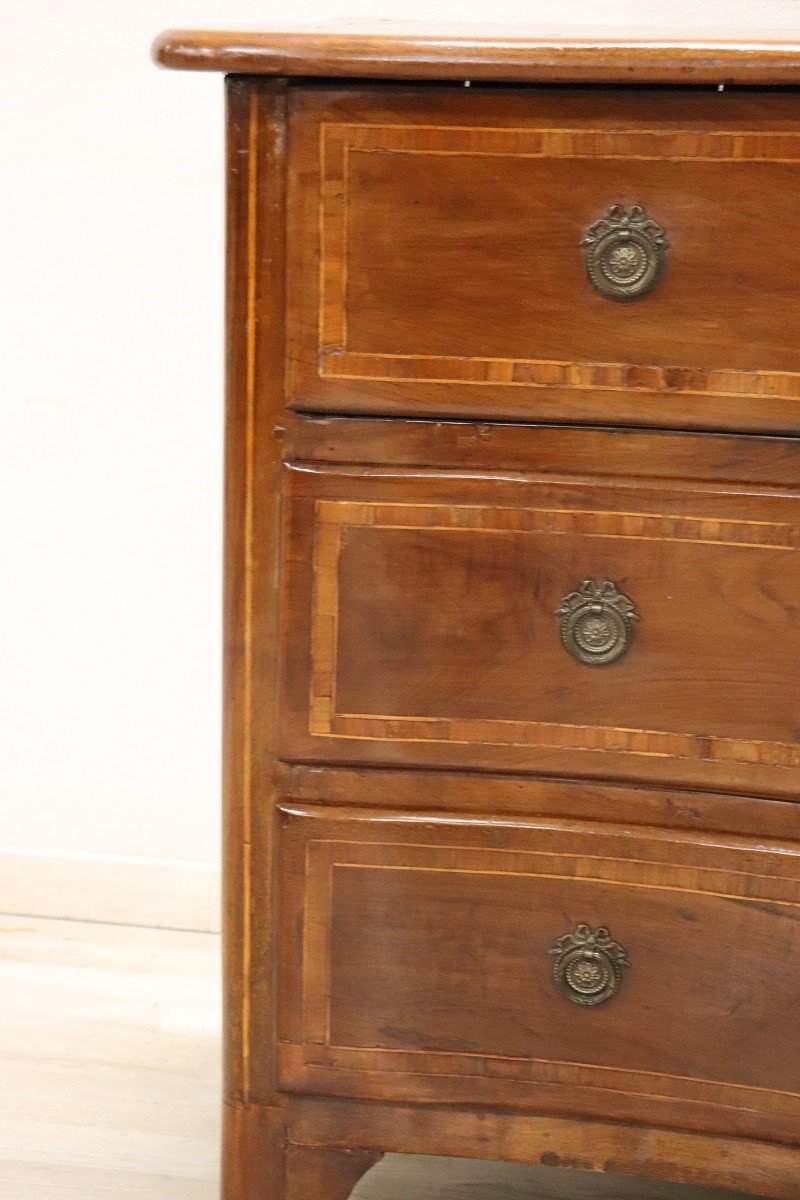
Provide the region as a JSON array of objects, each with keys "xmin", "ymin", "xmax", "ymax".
[
  {"xmin": 0, "ymin": 915, "xmax": 759, "ymax": 1199},
  {"xmin": 0, "ymin": 916, "xmax": 221, "ymax": 1198}
]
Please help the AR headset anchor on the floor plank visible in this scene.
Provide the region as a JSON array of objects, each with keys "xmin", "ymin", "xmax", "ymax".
[{"xmin": 0, "ymin": 916, "xmax": 221, "ymax": 1197}]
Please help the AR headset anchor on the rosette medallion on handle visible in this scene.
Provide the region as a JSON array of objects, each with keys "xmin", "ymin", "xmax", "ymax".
[
  {"xmin": 556, "ymin": 580, "xmax": 638, "ymax": 665},
  {"xmin": 582, "ymin": 205, "xmax": 669, "ymax": 301},
  {"xmin": 549, "ymin": 923, "xmax": 630, "ymax": 1007}
]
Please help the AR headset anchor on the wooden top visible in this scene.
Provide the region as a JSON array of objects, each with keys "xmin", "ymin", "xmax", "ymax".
[{"xmin": 152, "ymin": 23, "xmax": 800, "ymax": 85}]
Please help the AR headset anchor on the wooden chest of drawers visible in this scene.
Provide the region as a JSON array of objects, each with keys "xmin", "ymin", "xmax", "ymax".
[{"xmin": 155, "ymin": 26, "xmax": 800, "ymax": 1200}]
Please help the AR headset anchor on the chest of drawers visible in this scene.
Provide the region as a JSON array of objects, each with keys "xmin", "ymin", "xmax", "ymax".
[{"xmin": 155, "ymin": 26, "xmax": 800, "ymax": 1200}]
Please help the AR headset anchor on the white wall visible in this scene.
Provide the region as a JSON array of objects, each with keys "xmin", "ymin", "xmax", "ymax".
[{"xmin": 1, "ymin": 0, "xmax": 797, "ymax": 913}]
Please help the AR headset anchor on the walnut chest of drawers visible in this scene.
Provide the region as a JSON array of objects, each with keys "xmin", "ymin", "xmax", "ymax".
[{"xmin": 155, "ymin": 26, "xmax": 800, "ymax": 1200}]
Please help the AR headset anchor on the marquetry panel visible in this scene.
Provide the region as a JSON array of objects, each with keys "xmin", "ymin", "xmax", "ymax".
[
  {"xmin": 287, "ymin": 88, "xmax": 800, "ymax": 429},
  {"xmin": 279, "ymin": 463, "xmax": 800, "ymax": 796},
  {"xmin": 310, "ymin": 499, "xmax": 797, "ymax": 765},
  {"xmin": 277, "ymin": 804, "xmax": 800, "ymax": 1142},
  {"xmin": 319, "ymin": 121, "xmax": 800, "ymax": 394}
]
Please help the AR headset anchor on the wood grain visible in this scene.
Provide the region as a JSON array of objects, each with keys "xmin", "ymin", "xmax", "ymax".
[
  {"xmin": 284, "ymin": 1146, "xmax": 382, "ymax": 1200},
  {"xmin": 290, "ymin": 418, "xmax": 800, "ymax": 487},
  {"xmin": 221, "ymin": 1103, "xmax": 284, "ymax": 1200},
  {"xmin": 288, "ymin": 86, "xmax": 800, "ymax": 431},
  {"xmin": 280, "ymin": 461, "xmax": 800, "ymax": 797},
  {"xmin": 290, "ymin": 1097, "xmax": 800, "ymax": 1199},
  {"xmin": 152, "ymin": 25, "xmax": 800, "ymax": 86},
  {"xmin": 277, "ymin": 803, "xmax": 800, "ymax": 1144},
  {"xmin": 283, "ymin": 764, "xmax": 800, "ymax": 841},
  {"xmin": 222, "ymin": 75, "xmax": 288, "ymax": 1195}
]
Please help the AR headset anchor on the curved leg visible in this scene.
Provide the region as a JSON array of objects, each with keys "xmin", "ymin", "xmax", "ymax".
[
  {"xmin": 285, "ymin": 1145, "xmax": 383, "ymax": 1200},
  {"xmin": 222, "ymin": 1102, "xmax": 285, "ymax": 1200},
  {"xmin": 222, "ymin": 1100, "xmax": 382, "ymax": 1200}
]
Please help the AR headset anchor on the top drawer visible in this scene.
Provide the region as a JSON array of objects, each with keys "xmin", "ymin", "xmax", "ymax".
[{"xmin": 287, "ymin": 87, "xmax": 800, "ymax": 433}]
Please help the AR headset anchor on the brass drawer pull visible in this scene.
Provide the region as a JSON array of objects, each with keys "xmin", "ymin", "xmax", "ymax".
[
  {"xmin": 550, "ymin": 923, "xmax": 630, "ymax": 1007},
  {"xmin": 556, "ymin": 580, "xmax": 637, "ymax": 665},
  {"xmin": 581, "ymin": 205, "xmax": 669, "ymax": 301}
]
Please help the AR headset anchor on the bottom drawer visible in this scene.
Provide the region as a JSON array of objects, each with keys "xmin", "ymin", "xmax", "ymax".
[{"xmin": 277, "ymin": 802, "xmax": 800, "ymax": 1144}]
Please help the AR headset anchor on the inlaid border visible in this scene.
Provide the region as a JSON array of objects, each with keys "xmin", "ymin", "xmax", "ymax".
[
  {"xmin": 308, "ymin": 497, "xmax": 800, "ymax": 770},
  {"xmin": 319, "ymin": 122, "xmax": 800, "ymax": 399},
  {"xmin": 297, "ymin": 828, "xmax": 800, "ymax": 1120}
]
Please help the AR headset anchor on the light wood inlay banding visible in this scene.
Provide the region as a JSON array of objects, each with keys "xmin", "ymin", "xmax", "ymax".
[
  {"xmin": 278, "ymin": 805, "xmax": 800, "ymax": 1141},
  {"xmin": 308, "ymin": 496, "xmax": 800, "ymax": 770},
  {"xmin": 318, "ymin": 121, "xmax": 800, "ymax": 401}
]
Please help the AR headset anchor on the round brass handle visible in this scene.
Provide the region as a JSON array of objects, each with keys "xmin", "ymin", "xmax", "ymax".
[
  {"xmin": 581, "ymin": 205, "xmax": 669, "ymax": 302},
  {"xmin": 556, "ymin": 580, "xmax": 638, "ymax": 666},
  {"xmin": 549, "ymin": 923, "xmax": 630, "ymax": 1007}
]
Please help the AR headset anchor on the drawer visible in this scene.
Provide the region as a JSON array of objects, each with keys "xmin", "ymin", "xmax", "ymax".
[
  {"xmin": 277, "ymin": 803, "xmax": 800, "ymax": 1143},
  {"xmin": 288, "ymin": 86, "xmax": 800, "ymax": 433},
  {"xmin": 279, "ymin": 462, "xmax": 800, "ymax": 798}
]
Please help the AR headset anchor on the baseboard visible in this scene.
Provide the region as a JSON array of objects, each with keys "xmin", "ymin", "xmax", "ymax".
[{"xmin": 0, "ymin": 848, "xmax": 221, "ymax": 933}]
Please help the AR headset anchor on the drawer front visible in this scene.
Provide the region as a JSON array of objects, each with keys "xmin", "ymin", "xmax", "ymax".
[
  {"xmin": 277, "ymin": 803, "xmax": 800, "ymax": 1142},
  {"xmin": 288, "ymin": 87, "xmax": 800, "ymax": 432},
  {"xmin": 279, "ymin": 464, "xmax": 800, "ymax": 797}
]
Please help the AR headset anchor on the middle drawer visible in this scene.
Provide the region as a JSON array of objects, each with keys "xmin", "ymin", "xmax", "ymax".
[{"xmin": 279, "ymin": 462, "xmax": 800, "ymax": 797}]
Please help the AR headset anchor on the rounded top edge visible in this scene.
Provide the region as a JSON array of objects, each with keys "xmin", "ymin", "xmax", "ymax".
[{"xmin": 151, "ymin": 25, "xmax": 800, "ymax": 85}]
